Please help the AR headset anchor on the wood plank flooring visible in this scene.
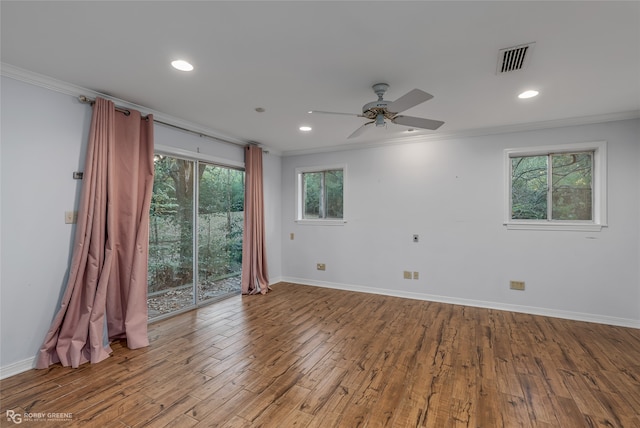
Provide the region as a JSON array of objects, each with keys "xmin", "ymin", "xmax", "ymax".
[{"xmin": 2, "ymin": 282, "xmax": 639, "ymax": 427}]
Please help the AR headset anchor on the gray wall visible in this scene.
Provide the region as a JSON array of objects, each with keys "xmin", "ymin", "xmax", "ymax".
[
  {"xmin": 281, "ymin": 119, "xmax": 640, "ymax": 325},
  {"xmin": 1, "ymin": 72, "xmax": 638, "ymax": 377},
  {"xmin": 0, "ymin": 76, "xmax": 282, "ymax": 375}
]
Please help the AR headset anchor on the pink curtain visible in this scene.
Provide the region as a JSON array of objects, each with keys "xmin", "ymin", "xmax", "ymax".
[
  {"xmin": 36, "ymin": 97, "xmax": 154, "ymax": 369},
  {"xmin": 241, "ymin": 145, "xmax": 270, "ymax": 294}
]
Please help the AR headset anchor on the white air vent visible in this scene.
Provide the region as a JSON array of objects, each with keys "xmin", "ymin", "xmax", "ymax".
[{"xmin": 497, "ymin": 42, "xmax": 535, "ymax": 74}]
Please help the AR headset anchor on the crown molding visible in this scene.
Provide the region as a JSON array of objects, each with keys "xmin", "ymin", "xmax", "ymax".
[
  {"xmin": 281, "ymin": 110, "xmax": 640, "ymax": 157},
  {"xmin": 3, "ymin": 62, "xmax": 636, "ymax": 159},
  {"xmin": 1, "ymin": 62, "xmax": 253, "ymax": 150}
]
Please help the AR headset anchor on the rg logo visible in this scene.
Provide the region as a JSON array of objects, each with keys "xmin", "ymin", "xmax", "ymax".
[{"xmin": 6, "ymin": 410, "xmax": 22, "ymax": 424}]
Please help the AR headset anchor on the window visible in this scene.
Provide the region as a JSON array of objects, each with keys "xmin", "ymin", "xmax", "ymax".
[
  {"xmin": 504, "ymin": 141, "xmax": 607, "ymax": 231},
  {"xmin": 296, "ymin": 166, "xmax": 345, "ymax": 223}
]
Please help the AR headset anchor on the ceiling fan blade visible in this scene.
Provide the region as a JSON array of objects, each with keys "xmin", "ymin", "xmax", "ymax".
[
  {"xmin": 392, "ymin": 115, "xmax": 444, "ymax": 130},
  {"xmin": 308, "ymin": 110, "xmax": 361, "ymax": 117},
  {"xmin": 347, "ymin": 121, "xmax": 375, "ymax": 139},
  {"xmin": 387, "ymin": 89, "xmax": 434, "ymax": 114}
]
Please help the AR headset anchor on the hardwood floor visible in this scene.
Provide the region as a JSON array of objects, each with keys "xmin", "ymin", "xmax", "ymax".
[{"xmin": 2, "ymin": 282, "xmax": 639, "ymax": 427}]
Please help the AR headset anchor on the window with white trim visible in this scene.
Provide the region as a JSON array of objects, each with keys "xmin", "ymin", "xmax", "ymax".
[
  {"xmin": 296, "ymin": 165, "xmax": 345, "ymax": 223},
  {"xmin": 504, "ymin": 141, "xmax": 607, "ymax": 231}
]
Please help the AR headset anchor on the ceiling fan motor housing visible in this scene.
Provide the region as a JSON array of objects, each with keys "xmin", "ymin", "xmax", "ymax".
[
  {"xmin": 362, "ymin": 83, "xmax": 396, "ymax": 121},
  {"xmin": 362, "ymin": 99, "xmax": 390, "ymax": 114}
]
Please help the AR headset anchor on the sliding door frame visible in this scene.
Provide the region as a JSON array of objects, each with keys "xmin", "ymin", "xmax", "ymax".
[{"xmin": 150, "ymin": 145, "xmax": 245, "ymax": 322}]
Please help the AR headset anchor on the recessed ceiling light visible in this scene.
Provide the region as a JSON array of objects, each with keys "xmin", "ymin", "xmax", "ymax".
[
  {"xmin": 299, "ymin": 126, "xmax": 312, "ymax": 132},
  {"xmin": 171, "ymin": 60, "xmax": 194, "ymax": 72},
  {"xmin": 518, "ymin": 90, "xmax": 539, "ymax": 99}
]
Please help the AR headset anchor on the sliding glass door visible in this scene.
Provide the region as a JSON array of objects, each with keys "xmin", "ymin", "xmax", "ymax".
[
  {"xmin": 148, "ymin": 154, "xmax": 244, "ymax": 320},
  {"xmin": 197, "ymin": 162, "xmax": 245, "ymax": 303}
]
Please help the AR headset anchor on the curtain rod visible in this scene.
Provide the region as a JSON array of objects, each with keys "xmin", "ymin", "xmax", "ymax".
[{"xmin": 78, "ymin": 95, "xmax": 248, "ymax": 148}]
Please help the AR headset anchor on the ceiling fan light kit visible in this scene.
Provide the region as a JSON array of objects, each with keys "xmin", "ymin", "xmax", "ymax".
[{"xmin": 311, "ymin": 83, "xmax": 444, "ymax": 139}]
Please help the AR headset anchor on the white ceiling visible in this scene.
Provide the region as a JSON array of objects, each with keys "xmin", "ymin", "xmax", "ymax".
[{"xmin": 2, "ymin": 1, "xmax": 639, "ymax": 155}]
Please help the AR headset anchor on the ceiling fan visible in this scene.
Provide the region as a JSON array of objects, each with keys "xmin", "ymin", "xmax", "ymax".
[{"xmin": 309, "ymin": 83, "xmax": 444, "ymax": 139}]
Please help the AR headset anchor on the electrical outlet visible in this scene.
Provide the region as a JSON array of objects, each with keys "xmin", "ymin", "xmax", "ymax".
[
  {"xmin": 413, "ymin": 272, "xmax": 419, "ymax": 280},
  {"xmin": 317, "ymin": 263, "xmax": 326, "ymax": 271},
  {"xmin": 403, "ymin": 271, "xmax": 412, "ymax": 279},
  {"xmin": 290, "ymin": 233, "xmax": 295, "ymax": 240},
  {"xmin": 510, "ymin": 280, "xmax": 525, "ymax": 291}
]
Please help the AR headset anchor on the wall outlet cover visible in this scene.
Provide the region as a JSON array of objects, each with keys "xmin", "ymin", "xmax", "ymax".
[{"xmin": 510, "ymin": 280, "xmax": 525, "ymax": 291}]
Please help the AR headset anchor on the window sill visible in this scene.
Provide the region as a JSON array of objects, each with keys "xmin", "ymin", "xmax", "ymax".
[
  {"xmin": 295, "ymin": 219, "xmax": 346, "ymax": 226},
  {"xmin": 504, "ymin": 221, "xmax": 605, "ymax": 232}
]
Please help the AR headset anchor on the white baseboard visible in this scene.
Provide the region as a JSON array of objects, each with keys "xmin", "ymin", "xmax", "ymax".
[
  {"xmin": 280, "ymin": 277, "xmax": 640, "ymax": 329},
  {"xmin": 1, "ymin": 357, "xmax": 35, "ymax": 380},
  {"xmin": 3, "ymin": 277, "xmax": 635, "ymax": 379},
  {"xmin": 1, "ymin": 280, "xmax": 286, "ymax": 379},
  {"xmin": 269, "ymin": 276, "xmax": 284, "ymax": 287}
]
